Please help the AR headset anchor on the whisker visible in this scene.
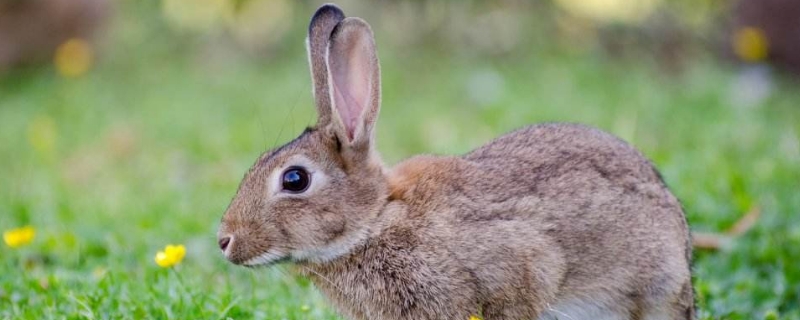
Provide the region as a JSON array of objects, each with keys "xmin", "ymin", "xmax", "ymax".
[
  {"xmin": 254, "ymin": 99, "xmax": 268, "ymax": 151},
  {"xmin": 271, "ymin": 82, "xmax": 306, "ymax": 150},
  {"xmin": 301, "ymin": 266, "xmax": 346, "ymax": 298}
]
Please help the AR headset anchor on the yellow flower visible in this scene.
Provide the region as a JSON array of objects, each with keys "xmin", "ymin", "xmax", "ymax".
[
  {"xmin": 469, "ymin": 316, "xmax": 482, "ymax": 320},
  {"xmin": 154, "ymin": 244, "xmax": 186, "ymax": 267},
  {"xmin": 54, "ymin": 38, "xmax": 94, "ymax": 78},
  {"xmin": 733, "ymin": 27, "xmax": 769, "ymax": 62},
  {"xmin": 3, "ymin": 226, "xmax": 36, "ymax": 248}
]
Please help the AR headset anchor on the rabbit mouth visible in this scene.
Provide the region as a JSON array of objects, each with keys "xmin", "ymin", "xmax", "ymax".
[{"xmin": 242, "ymin": 250, "xmax": 291, "ymax": 267}]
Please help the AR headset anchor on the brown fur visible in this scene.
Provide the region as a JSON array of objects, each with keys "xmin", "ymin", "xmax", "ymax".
[
  {"xmin": 387, "ymin": 155, "xmax": 453, "ymax": 201},
  {"xmin": 218, "ymin": 4, "xmax": 694, "ymax": 320}
]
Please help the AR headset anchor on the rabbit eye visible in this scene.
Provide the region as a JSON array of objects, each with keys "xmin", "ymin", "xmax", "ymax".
[{"xmin": 281, "ymin": 166, "xmax": 310, "ymax": 193}]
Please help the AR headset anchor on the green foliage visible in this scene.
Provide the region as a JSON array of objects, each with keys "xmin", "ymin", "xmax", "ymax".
[{"xmin": 1, "ymin": 2, "xmax": 799, "ymax": 319}]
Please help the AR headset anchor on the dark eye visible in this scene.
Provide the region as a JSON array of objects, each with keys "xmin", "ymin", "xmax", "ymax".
[{"xmin": 281, "ymin": 167, "xmax": 310, "ymax": 193}]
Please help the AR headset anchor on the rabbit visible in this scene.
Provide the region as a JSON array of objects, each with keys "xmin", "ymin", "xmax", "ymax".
[{"xmin": 217, "ymin": 4, "xmax": 694, "ymax": 320}]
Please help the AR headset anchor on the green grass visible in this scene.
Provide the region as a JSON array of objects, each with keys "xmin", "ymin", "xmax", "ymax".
[{"xmin": 1, "ymin": 4, "xmax": 800, "ymax": 320}]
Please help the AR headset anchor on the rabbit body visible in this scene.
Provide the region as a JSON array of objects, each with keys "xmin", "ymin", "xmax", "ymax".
[
  {"xmin": 218, "ymin": 4, "xmax": 694, "ymax": 320},
  {"xmin": 298, "ymin": 124, "xmax": 693, "ymax": 320}
]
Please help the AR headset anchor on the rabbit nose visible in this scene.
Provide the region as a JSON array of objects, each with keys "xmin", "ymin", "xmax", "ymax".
[{"xmin": 218, "ymin": 236, "xmax": 232, "ymax": 252}]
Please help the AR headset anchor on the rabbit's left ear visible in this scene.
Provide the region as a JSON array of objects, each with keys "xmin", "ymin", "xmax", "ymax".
[
  {"xmin": 307, "ymin": 4, "xmax": 345, "ymax": 128},
  {"xmin": 326, "ymin": 17, "xmax": 381, "ymax": 148}
]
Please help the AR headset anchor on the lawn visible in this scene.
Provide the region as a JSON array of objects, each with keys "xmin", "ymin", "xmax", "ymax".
[{"xmin": 1, "ymin": 2, "xmax": 799, "ymax": 319}]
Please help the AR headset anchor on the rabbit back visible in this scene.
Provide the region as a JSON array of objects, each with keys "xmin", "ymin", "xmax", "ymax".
[
  {"xmin": 458, "ymin": 123, "xmax": 694, "ymax": 318},
  {"xmin": 388, "ymin": 122, "xmax": 693, "ymax": 318}
]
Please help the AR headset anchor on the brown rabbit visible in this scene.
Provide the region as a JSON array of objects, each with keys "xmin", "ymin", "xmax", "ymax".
[{"xmin": 218, "ymin": 4, "xmax": 694, "ymax": 320}]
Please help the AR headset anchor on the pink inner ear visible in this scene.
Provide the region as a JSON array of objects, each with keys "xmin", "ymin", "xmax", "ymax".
[
  {"xmin": 331, "ymin": 78, "xmax": 360, "ymax": 140},
  {"xmin": 330, "ymin": 37, "xmax": 372, "ymax": 141}
]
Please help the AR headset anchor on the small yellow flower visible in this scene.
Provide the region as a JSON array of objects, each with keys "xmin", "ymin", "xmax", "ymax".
[
  {"xmin": 154, "ymin": 244, "xmax": 186, "ymax": 268},
  {"xmin": 3, "ymin": 226, "xmax": 36, "ymax": 248},
  {"xmin": 54, "ymin": 38, "xmax": 94, "ymax": 78},
  {"xmin": 300, "ymin": 304, "xmax": 311, "ymax": 312},
  {"xmin": 469, "ymin": 316, "xmax": 482, "ymax": 320},
  {"xmin": 733, "ymin": 26, "xmax": 769, "ymax": 62}
]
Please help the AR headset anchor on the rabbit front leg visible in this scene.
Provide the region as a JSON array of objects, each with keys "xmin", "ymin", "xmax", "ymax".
[
  {"xmin": 325, "ymin": 293, "xmax": 369, "ymax": 320},
  {"xmin": 452, "ymin": 222, "xmax": 565, "ymax": 320},
  {"xmin": 475, "ymin": 264, "xmax": 556, "ymax": 320}
]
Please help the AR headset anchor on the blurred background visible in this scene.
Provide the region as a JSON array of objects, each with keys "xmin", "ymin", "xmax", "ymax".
[{"xmin": 1, "ymin": 0, "xmax": 798, "ymax": 319}]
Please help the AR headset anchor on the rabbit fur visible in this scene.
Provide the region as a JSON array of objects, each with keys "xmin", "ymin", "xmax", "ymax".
[{"xmin": 218, "ymin": 4, "xmax": 694, "ymax": 320}]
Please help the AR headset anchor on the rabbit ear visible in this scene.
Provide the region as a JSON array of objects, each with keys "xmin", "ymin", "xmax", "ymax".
[
  {"xmin": 307, "ymin": 4, "xmax": 345, "ymax": 127},
  {"xmin": 326, "ymin": 17, "xmax": 381, "ymax": 147}
]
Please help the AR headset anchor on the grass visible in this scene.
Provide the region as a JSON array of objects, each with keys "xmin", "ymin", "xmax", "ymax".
[{"xmin": 1, "ymin": 3, "xmax": 799, "ymax": 319}]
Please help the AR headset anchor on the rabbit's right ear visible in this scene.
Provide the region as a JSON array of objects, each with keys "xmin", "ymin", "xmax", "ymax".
[
  {"xmin": 325, "ymin": 17, "xmax": 381, "ymax": 150},
  {"xmin": 307, "ymin": 4, "xmax": 345, "ymax": 127}
]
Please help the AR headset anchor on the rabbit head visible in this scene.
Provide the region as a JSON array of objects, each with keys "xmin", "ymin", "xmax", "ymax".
[{"xmin": 217, "ymin": 5, "xmax": 386, "ymax": 266}]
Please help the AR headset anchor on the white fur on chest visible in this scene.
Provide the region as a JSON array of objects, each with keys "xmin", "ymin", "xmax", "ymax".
[
  {"xmin": 538, "ymin": 299, "xmax": 624, "ymax": 320},
  {"xmin": 538, "ymin": 299, "xmax": 672, "ymax": 320}
]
